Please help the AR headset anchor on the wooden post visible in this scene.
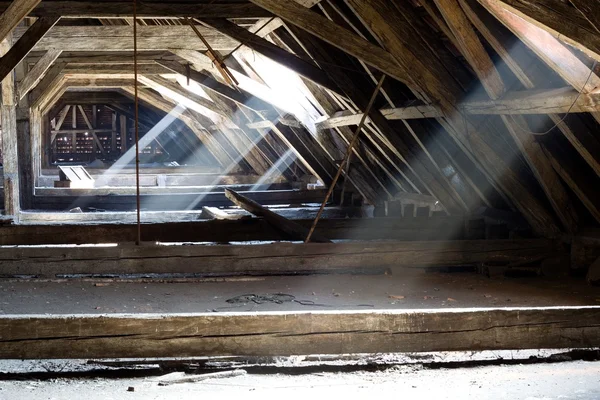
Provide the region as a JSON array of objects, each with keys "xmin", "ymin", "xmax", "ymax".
[
  {"xmin": 120, "ymin": 114, "xmax": 127, "ymax": 154},
  {"xmin": 1, "ymin": 35, "xmax": 20, "ymax": 218},
  {"xmin": 111, "ymin": 111, "xmax": 117, "ymax": 154}
]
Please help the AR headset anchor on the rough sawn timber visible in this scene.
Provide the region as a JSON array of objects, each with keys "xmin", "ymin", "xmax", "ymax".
[{"xmin": 0, "ymin": 307, "xmax": 598, "ymax": 359}]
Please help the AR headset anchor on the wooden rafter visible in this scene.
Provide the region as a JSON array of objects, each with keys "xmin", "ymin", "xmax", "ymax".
[
  {"xmin": 0, "ymin": 0, "xmax": 40, "ymax": 42},
  {"xmin": 435, "ymin": 0, "xmax": 578, "ymax": 233},
  {"xmin": 0, "ymin": 16, "xmax": 60, "ymax": 82}
]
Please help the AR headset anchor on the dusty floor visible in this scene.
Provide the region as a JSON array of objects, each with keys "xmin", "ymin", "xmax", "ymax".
[
  {"xmin": 0, "ymin": 269, "xmax": 598, "ymax": 314},
  {"xmin": 0, "ymin": 361, "xmax": 598, "ymax": 399}
]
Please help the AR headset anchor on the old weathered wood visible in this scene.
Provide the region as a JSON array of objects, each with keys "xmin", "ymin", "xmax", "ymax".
[
  {"xmin": 13, "ymin": 25, "xmax": 239, "ymax": 52},
  {"xmin": 225, "ymin": 189, "xmax": 332, "ymax": 243},
  {"xmin": 0, "ymin": 238, "xmax": 557, "ymax": 278},
  {"xmin": 0, "ymin": 0, "xmax": 40, "ymax": 42},
  {"xmin": 200, "ymin": 18, "xmax": 341, "ymax": 96},
  {"xmin": 0, "ymin": 17, "xmax": 59, "ymax": 82},
  {"xmin": 435, "ymin": 0, "xmax": 578, "ymax": 233},
  {"xmin": 248, "ymin": 0, "xmax": 411, "ymax": 84},
  {"xmin": 0, "ymin": 36, "xmax": 19, "ymax": 218},
  {"xmin": 345, "ymin": 0, "xmax": 561, "ymax": 237},
  {"xmin": 0, "ymin": 217, "xmax": 471, "ymax": 245},
  {"xmin": 17, "ymin": 49, "xmax": 61, "ymax": 100},
  {"xmin": 488, "ymin": 0, "xmax": 600, "ymax": 61},
  {"xmin": 159, "ymin": 60, "xmax": 274, "ymax": 114},
  {"xmin": 1, "ymin": 306, "xmax": 596, "ymax": 359},
  {"xmin": 0, "ymin": 2, "xmax": 273, "ymax": 18}
]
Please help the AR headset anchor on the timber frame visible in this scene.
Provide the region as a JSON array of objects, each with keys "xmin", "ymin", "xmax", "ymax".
[
  {"xmin": 0, "ymin": 0, "xmax": 597, "ymax": 233},
  {"xmin": 1, "ymin": 0, "xmax": 600, "ymax": 361}
]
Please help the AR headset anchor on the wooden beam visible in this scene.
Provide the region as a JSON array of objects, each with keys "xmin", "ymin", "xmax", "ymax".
[
  {"xmin": 0, "ymin": 17, "xmax": 59, "ymax": 82},
  {"xmin": 0, "ymin": 2, "xmax": 273, "ymax": 19},
  {"xmin": 0, "ymin": 238, "xmax": 557, "ymax": 277},
  {"xmin": 1, "ymin": 36, "xmax": 19, "ymax": 217},
  {"xmin": 478, "ymin": 0, "xmax": 600, "ymax": 95},
  {"xmin": 159, "ymin": 59, "xmax": 274, "ymax": 115},
  {"xmin": 3, "ymin": 306, "xmax": 597, "ymax": 359},
  {"xmin": 13, "ymin": 25, "xmax": 239, "ymax": 52},
  {"xmin": 435, "ymin": 0, "xmax": 578, "ymax": 233},
  {"xmin": 119, "ymin": 114, "xmax": 127, "ymax": 155},
  {"xmin": 247, "ymin": 0, "xmax": 414, "ymax": 86},
  {"xmin": 344, "ymin": 0, "xmax": 561, "ymax": 237},
  {"xmin": 200, "ymin": 18, "xmax": 342, "ymax": 96},
  {"xmin": 17, "ymin": 49, "xmax": 62, "ymax": 100},
  {"xmin": 488, "ymin": 0, "xmax": 600, "ymax": 61},
  {"xmin": 461, "ymin": 0, "xmax": 600, "ymax": 179},
  {"xmin": 137, "ymin": 75, "xmax": 231, "ymax": 121},
  {"xmin": 225, "ymin": 189, "xmax": 332, "ymax": 243},
  {"xmin": 0, "ymin": 0, "xmax": 40, "ymax": 42}
]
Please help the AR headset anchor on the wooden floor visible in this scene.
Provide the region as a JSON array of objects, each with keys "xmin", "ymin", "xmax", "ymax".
[{"xmin": 1, "ymin": 271, "xmax": 599, "ymax": 359}]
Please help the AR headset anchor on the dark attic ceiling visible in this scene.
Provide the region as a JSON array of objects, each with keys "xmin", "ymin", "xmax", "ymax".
[{"xmin": 0, "ymin": 0, "xmax": 600, "ymax": 237}]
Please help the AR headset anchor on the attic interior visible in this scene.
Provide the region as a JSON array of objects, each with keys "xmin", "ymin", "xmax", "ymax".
[{"xmin": 0, "ymin": 0, "xmax": 599, "ymax": 394}]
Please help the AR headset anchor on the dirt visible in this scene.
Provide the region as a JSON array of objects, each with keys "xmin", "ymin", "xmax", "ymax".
[
  {"xmin": 1, "ymin": 269, "xmax": 598, "ymax": 315},
  {"xmin": 0, "ymin": 361, "xmax": 598, "ymax": 399}
]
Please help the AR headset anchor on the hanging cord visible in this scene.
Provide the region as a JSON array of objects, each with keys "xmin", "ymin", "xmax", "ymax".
[
  {"xmin": 305, "ymin": 74, "xmax": 386, "ymax": 243},
  {"xmin": 506, "ymin": 60, "xmax": 598, "ymax": 136},
  {"xmin": 133, "ymin": 0, "xmax": 141, "ymax": 245}
]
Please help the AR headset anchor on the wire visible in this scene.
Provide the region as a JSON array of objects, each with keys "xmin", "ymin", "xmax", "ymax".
[
  {"xmin": 506, "ymin": 60, "xmax": 597, "ymax": 136},
  {"xmin": 133, "ymin": 0, "xmax": 142, "ymax": 245}
]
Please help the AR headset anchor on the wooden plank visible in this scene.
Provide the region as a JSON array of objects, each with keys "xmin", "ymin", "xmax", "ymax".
[
  {"xmin": 247, "ymin": 0, "xmax": 413, "ymax": 85},
  {"xmin": 0, "ymin": 239, "xmax": 557, "ymax": 278},
  {"xmin": 200, "ymin": 18, "xmax": 341, "ymax": 96},
  {"xmin": 13, "ymin": 25, "xmax": 239, "ymax": 52},
  {"xmin": 159, "ymin": 60, "xmax": 274, "ymax": 114},
  {"xmin": 489, "ymin": 0, "xmax": 600, "ymax": 61},
  {"xmin": 0, "ymin": 217, "xmax": 471, "ymax": 245},
  {"xmin": 17, "ymin": 49, "xmax": 61, "ymax": 100},
  {"xmin": 32, "ymin": 189, "xmax": 330, "ymax": 211},
  {"xmin": 2, "ymin": 307, "xmax": 597, "ymax": 359},
  {"xmin": 0, "ymin": 0, "xmax": 40, "ymax": 42},
  {"xmin": 0, "ymin": 17, "xmax": 59, "ymax": 82},
  {"xmin": 0, "ymin": 2, "xmax": 273, "ymax": 18},
  {"xmin": 225, "ymin": 189, "xmax": 332, "ymax": 243},
  {"xmin": 435, "ymin": 0, "xmax": 505, "ymax": 96},
  {"xmin": 316, "ymin": 87, "xmax": 600, "ymax": 129},
  {"xmin": 435, "ymin": 0, "xmax": 578, "ymax": 233},
  {"xmin": 345, "ymin": 0, "xmax": 561, "ymax": 237}
]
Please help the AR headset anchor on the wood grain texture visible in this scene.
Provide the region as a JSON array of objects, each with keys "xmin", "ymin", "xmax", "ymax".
[
  {"xmin": 0, "ymin": 307, "xmax": 597, "ymax": 359},
  {"xmin": 0, "ymin": 0, "xmax": 40, "ymax": 42},
  {"xmin": 489, "ymin": 0, "xmax": 600, "ymax": 61},
  {"xmin": 248, "ymin": 0, "xmax": 410, "ymax": 84},
  {"xmin": 0, "ymin": 17, "xmax": 59, "ymax": 82},
  {"xmin": 12, "ymin": 25, "xmax": 239, "ymax": 52},
  {"xmin": 17, "ymin": 49, "xmax": 61, "ymax": 100},
  {"xmin": 0, "ymin": 239, "xmax": 557, "ymax": 278},
  {"xmin": 201, "ymin": 18, "xmax": 341, "ymax": 95},
  {"xmin": 0, "ymin": 2, "xmax": 273, "ymax": 18}
]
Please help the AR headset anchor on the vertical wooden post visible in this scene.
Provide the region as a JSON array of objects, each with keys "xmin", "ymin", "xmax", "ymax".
[
  {"xmin": 1, "ymin": 35, "xmax": 20, "ymax": 218},
  {"xmin": 111, "ymin": 111, "xmax": 117, "ymax": 154},
  {"xmin": 120, "ymin": 114, "xmax": 128, "ymax": 154}
]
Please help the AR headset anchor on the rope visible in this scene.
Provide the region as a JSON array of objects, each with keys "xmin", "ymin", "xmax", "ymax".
[{"xmin": 133, "ymin": 0, "xmax": 141, "ymax": 245}]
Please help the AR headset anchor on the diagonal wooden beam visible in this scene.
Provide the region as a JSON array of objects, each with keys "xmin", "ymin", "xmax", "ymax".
[
  {"xmin": 138, "ymin": 75, "xmax": 232, "ymax": 121},
  {"xmin": 0, "ymin": 16, "xmax": 59, "ymax": 82},
  {"xmin": 487, "ymin": 0, "xmax": 600, "ymax": 62},
  {"xmin": 159, "ymin": 59, "xmax": 274, "ymax": 116},
  {"xmin": 248, "ymin": 0, "xmax": 416, "ymax": 87},
  {"xmin": 344, "ymin": 0, "xmax": 561, "ymax": 237},
  {"xmin": 0, "ymin": 0, "xmax": 40, "ymax": 42},
  {"xmin": 18, "ymin": 49, "xmax": 62, "ymax": 100},
  {"xmin": 435, "ymin": 0, "xmax": 578, "ymax": 233},
  {"xmin": 200, "ymin": 18, "xmax": 342, "ymax": 96}
]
